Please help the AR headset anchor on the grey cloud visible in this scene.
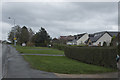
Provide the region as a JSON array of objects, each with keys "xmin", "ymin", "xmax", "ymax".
[{"xmin": 2, "ymin": 2, "xmax": 118, "ymax": 40}]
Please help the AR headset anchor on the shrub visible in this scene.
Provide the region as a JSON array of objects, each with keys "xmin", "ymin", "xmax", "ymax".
[
  {"xmin": 110, "ymin": 42, "xmax": 113, "ymax": 46},
  {"xmin": 64, "ymin": 46, "xmax": 117, "ymax": 68},
  {"xmin": 117, "ymin": 44, "xmax": 120, "ymax": 55},
  {"xmin": 35, "ymin": 43, "xmax": 47, "ymax": 47},
  {"xmin": 27, "ymin": 42, "xmax": 35, "ymax": 47},
  {"xmin": 52, "ymin": 43, "xmax": 67, "ymax": 51},
  {"xmin": 69, "ymin": 44, "xmax": 88, "ymax": 47}
]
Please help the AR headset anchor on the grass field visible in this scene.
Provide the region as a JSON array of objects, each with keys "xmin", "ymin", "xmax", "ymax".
[
  {"xmin": 15, "ymin": 45, "xmax": 64, "ymax": 55},
  {"xmin": 23, "ymin": 55, "xmax": 117, "ymax": 74}
]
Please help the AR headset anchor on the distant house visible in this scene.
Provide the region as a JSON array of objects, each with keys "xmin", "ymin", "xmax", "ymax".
[
  {"xmin": 66, "ymin": 33, "xmax": 89, "ymax": 45},
  {"xmin": 59, "ymin": 35, "xmax": 75, "ymax": 44},
  {"xmin": 52, "ymin": 38, "xmax": 59, "ymax": 43},
  {"xmin": 85, "ymin": 31, "xmax": 119, "ymax": 46},
  {"xmin": 76, "ymin": 33, "xmax": 89, "ymax": 45},
  {"xmin": 67, "ymin": 39, "xmax": 77, "ymax": 45}
]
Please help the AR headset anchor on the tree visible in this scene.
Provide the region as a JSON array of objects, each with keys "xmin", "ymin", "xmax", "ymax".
[
  {"xmin": 8, "ymin": 25, "xmax": 35, "ymax": 45},
  {"xmin": 118, "ymin": 43, "xmax": 120, "ymax": 55},
  {"xmin": 28, "ymin": 28, "xmax": 34, "ymax": 41},
  {"xmin": 110, "ymin": 35, "xmax": 116, "ymax": 46},
  {"xmin": 19, "ymin": 26, "xmax": 30, "ymax": 44},
  {"xmin": 110, "ymin": 35, "xmax": 119, "ymax": 46},
  {"xmin": 8, "ymin": 25, "xmax": 21, "ymax": 44},
  {"xmin": 32, "ymin": 27, "xmax": 51, "ymax": 46}
]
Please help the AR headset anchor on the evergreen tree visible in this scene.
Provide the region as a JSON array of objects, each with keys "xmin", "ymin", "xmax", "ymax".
[
  {"xmin": 32, "ymin": 27, "xmax": 51, "ymax": 46},
  {"xmin": 19, "ymin": 26, "xmax": 30, "ymax": 44},
  {"xmin": 28, "ymin": 28, "xmax": 34, "ymax": 42}
]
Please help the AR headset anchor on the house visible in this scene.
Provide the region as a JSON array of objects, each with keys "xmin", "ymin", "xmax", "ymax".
[
  {"xmin": 76, "ymin": 33, "xmax": 89, "ymax": 45},
  {"xmin": 66, "ymin": 33, "xmax": 89, "ymax": 45},
  {"xmin": 85, "ymin": 31, "xmax": 119, "ymax": 46},
  {"xmin": 67, "ymin": 39, "xmax": 77, "ymax": 45},
  {"xmin": 65, "ymin": 31, "xmax": 119, "ymax": 46},
  {"xmin": 59, "ymin": 35, "xmax": 75, "ymax": 44},
  {"xmin": 52, "ymin": 38, "xmax": 59, "ymax": 43}
]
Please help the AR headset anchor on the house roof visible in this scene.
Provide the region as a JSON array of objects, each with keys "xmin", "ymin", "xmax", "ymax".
[
  {"xmin": 94, "ymin": 31, "xmax": 119, "ymax": 37},
  {"xmin": 75, "ymin": 33, "xmax": 87, "ymax": 40},
  {"xmin": 89, "ymin": 34, "xmax": 94, "ymax": 37},
  {"xmin": 87, "ymin": 31, "xmax": 119, "ymax": 43},
  {"xmin": 59, "ymin": 35, "xmax": 75, "ymax": 41},
  {"xmin": 85, "ymin": 37, "xmax": 96, "ymax": 43},
  {"xmin": 59, "ymin": 36, "xmax": 67, "ymax": 40},
  {"xmin": 107, "ymin": 32, "xmax": 118, "ymax": 37},
  {"xmin": 52, "ymin": 38, "xmax": 58, "ymax": 41},
  {"xmin": 90, "ymin": 31, "xmax": 106, "ymax": 42}
]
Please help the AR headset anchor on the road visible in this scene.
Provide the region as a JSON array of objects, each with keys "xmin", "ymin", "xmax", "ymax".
[
  {"xmin": 2, "ymin": 44, "xmax": 58, "ymax": 78},
  {"xmin": 1, "ymin": 44, "xmax": 120, "ymax": 78}
]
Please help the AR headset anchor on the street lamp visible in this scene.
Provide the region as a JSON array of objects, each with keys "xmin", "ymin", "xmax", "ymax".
[{"xmin": 8, "ymin": 17, "xmax": 16, "ymax": 46}]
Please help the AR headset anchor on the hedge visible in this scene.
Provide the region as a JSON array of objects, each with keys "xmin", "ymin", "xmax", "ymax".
[
  {"xmin": 64, "ymin": 46, "xmax": 117, "ymax": 68},
  {"xmin": 35, "ymin": 43, "xmax": 47, "ymax": 47},
  {"xmin": 117, "ymin": 44, "xmax": 120, "ymax": 55},
  {"xmin": 52, "ymin": 43, "xmax": 67, "ymax": 51}
]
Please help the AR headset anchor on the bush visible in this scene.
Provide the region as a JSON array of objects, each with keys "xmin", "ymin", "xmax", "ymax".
[
  {"xmin": 64, "ymin": 46, "xmax": 117, "ymax": 68},
  {"xmin": 110, "ymin": 42, "xmax": 113, "ymax": 46},
  {"xmin": 35, "ymin": 43, "xmax": 47, "ymax": 47},
  {"xmin": 117, "ymin": 44, "xmax": 120, "ymax": 55},
  {"xmin": 27, "ymin": 42, "xmax": 35, "ymax": 47},
  {"xmin": 69, "ymin": 44, "xmax": 88, "ymax": 47},
  {"xmin": 52, "ymin": 43, "xmax": 67, "ymax": 51}
]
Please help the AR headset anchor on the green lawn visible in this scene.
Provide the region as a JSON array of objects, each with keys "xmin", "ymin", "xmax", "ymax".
[
  {"xmin": 15, "ymin": 46, "xmax": 64, "ymax": 55},
  {"xmin": 23, "ymin": 55, "xmax": 117, "ymax": 74}
]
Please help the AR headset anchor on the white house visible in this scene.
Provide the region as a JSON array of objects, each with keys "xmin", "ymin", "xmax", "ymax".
[
  {"xmin": 92, "ymin": 32, "xmax": 112, "ymax": 46},
  {"xmin": 66, "ymin": 33, "xmax": 89, "ymax": 45},
  {"xmin": 66, "ymin": 31, "xmax": 119, "ymax": 46},
  {"xmin": 76, "ymin": 33, "xmax": 89, "ymax": 45},
  {"xmin": 85, "ymin": 31, "xmax": 118, "ymax": 46}
]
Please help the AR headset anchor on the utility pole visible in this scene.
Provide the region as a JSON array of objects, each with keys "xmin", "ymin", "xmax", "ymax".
[{"xmin": 8, "ymin": 17, "xmax": 16, "ymax": 46}]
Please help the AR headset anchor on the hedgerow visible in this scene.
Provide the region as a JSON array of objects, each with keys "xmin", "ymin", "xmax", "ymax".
[{"xmin": 64, "ymin": 46, "xmax": 117, "ymax": 68}]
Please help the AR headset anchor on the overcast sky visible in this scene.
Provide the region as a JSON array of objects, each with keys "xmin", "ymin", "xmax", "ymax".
[{"xmin": 1, "ymin": 2, "xmax": 118, "ymax": 40}]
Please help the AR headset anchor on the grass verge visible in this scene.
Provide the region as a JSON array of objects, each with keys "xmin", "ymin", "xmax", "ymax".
[
  {"xmin": 15, "ymin": 45, "xmax": 64, "ymax": 55},
  {"xmin": 23, "ymin": 55, "xmax": 117, "ymax": 74}
]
